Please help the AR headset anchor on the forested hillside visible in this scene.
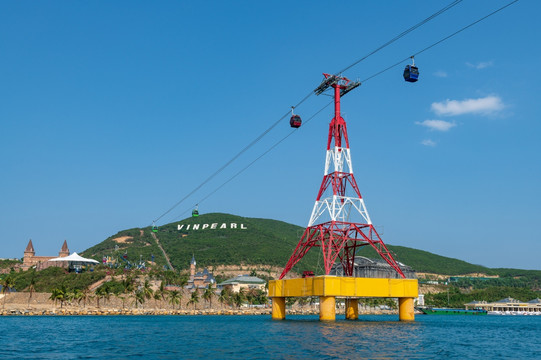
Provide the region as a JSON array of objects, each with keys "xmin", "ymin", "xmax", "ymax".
[{"xmin": 82, "ymin": 213, "xmax": 541, "ymax": 284}]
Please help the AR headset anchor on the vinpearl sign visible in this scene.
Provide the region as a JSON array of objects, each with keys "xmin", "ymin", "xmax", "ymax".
[{"xmin": 177, "ymin": 223, "xmax": 248, "ymax": 231}]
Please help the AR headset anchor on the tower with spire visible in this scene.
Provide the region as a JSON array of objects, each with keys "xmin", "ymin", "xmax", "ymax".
[
  {"xmin": 21, "ymin": 239, "xmax": 70, "ymax": 270},
  {"xmin": 22, "ymin": 239, "xmax": 36, "ymax": 269},
  {"xmin": 59, "ymin": 240, "xmax": 69, "ymax": 257},
  {"xmin": 186, "ymin": 255, "xmax": 216, "ymax": 290}
]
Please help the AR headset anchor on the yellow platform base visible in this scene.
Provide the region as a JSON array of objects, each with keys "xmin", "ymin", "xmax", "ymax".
[{"xmin": 269, "ymin": 276, "xmax": 418, "ymax": 321}]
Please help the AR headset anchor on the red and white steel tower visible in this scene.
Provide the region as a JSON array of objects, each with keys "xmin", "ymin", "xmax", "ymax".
[{"xmin": 280, "ymin": 74, "xmax": 405, "ymax": 279}]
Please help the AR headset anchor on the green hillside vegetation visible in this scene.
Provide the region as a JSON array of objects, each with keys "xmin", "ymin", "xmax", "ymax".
[
  {"xmin": 6, "ymin": 267, "xmax": 106, "ymax": 292},
  {"xmin": 363, "ymin": 245, "xmax": 490, "ymax": 274},
  {"xmin": 147, "ymin": 213, "xmax": 320, "ymax": 273},
  {"xmin": 0, "ymin": 259, "xmax": 21, "ymax": 270},
  {"xmin": 449, "ymin": 274, "xmax": 539, "ymax": 290},
  {"xmin": 82, "ymin": 228, "xmax": 167, "ymax": 268},
  {"xmin": 353, "ymin": 245, "xmax": 541, "ymax": 285},
  {"xmin": 424, "ymin": 286, "xmax": 540, "ymax": 308},
  {"xmin": 82, "ymin": 213, "xmax": 319, "ymax": 274},
  {"xmin": 80, "ymin": 213, "xmax": 540, "ymax": 284}
]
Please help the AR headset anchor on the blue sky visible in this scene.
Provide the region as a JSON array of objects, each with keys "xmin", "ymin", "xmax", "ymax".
[{"xmin": 1, "ymin": 1, "xmax": 539, "ymax": 270}]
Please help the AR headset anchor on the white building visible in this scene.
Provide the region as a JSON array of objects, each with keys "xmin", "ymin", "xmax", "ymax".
[{"xmin": 217, "ymin": 275, "xmax": 266, "ymax": 293}]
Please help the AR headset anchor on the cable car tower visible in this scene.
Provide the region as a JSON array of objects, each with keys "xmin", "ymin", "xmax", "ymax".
[{"xmin": 280, "ymin": 73, "xmax": 405, "ymax": 279}]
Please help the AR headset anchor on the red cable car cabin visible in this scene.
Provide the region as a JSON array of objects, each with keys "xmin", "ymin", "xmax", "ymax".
[{"xmin": 290, "ymin": 114, "xmax": 302, "ymax": 128}]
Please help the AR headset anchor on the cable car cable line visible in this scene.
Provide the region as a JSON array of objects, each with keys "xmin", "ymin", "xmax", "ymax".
[
  {"xmin": 151, "ymin": 1, "xmax": 465, "ymax": 225},
  {"xmin": 170, "ymin": 100, "xmax": 335, "ymax": 223},
  {"xmin": 359, "ymin": 0, "xmax": 520, "ymax": 84},
  {"xmin": 168, "ymin": 0, "xmax": 520, "ymax": 223},
  {"xmin": 152, "ymin": 0, "xmax": 517, "ymax": 226},
  {"xmin": 152, "ymin": 93, "xmax": 315, "ymax": 224},
  {"xmin": 336, "ymin": 0, "xmax": 463, "ymax": 75}
]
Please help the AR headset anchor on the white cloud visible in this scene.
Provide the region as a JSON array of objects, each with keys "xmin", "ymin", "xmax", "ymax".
[
  {"xmin": 421, "ymin": 139, "xmax": 436, "ymax": 147},
  {"xmin": 434, "ymin": 70, "xmax": 448, "ymax": 78},
  {"xmin": 415, "ymin": 120, "xmax": 456, "ymax": 132},
  {"xmin": 467, "ymin": 61, "xmax": 493, "ymax": 69},
  {"xmin": 431, "ymin": 96, "xmax": 504, "ymax": 116}
]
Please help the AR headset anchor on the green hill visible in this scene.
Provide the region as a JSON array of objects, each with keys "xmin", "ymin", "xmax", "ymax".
[
  {"xmin": 82, "ymin": 213, "xmax": 541, "ymax": 282},
  {"xmin": 82, "ymin": 213, "xmax": 320, "ymax": 274}
]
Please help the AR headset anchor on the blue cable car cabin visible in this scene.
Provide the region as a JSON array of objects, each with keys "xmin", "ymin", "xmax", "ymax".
[
  {"xmin": 403, "ymin": 65, "xmax": 419, "ymax": 82},
  {"xmin": 290, "ymin": 114, "xmax": 302, "ymax": 128}
]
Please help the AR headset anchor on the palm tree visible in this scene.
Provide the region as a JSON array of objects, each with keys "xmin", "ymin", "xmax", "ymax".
[
  {"xmin": 233, "ymin": 291, "xmax": 244, "ymax": 309},
  {"xmin": 95, "ymin": 286, "xmax": 105, "ymax": 309},
  {"xmin": 1, "ymin": 275, "xmax": 15, "ymax": 310},
  {"xmin": 65, "ymin": 290, "xmax": 76, "ymax": 306},
  {"xmin": 257, "ymin": 291, "xmax": 268, "ymax": 306},
  {"xmin": 80, "ymin": 287, "xmax": 91, "ymax": 308},
  {"xmin": 163, "ymin": 270, "xmax": 176, "ymax": 286},
  {"xmin": 153, "ymin": 291, "xmax": 162, "ymax": 309},
  {"xmin": 158, "ymin": 280, "xmax": 167, "ymax": 306},
  {"xmin": 27, "ymin": 272, "xmax": 36, "ymax": 308},
  {"xmin": 168, "ymin": 290, "xmax": 181, "ymax": 310},
  {"xmin": 245, "ymin": 288, "xmax": 257, "ymax": 307},
  {"xmin": 239, "ymin": 288, "xmax": 249, "ymax": 307},
  {"xmin": 49, "ymin": 286, "xmax": 66, "ymax": 309},
  {"xmin": 187, "ymin": 290, "xmax": 199, "ymax": 311},
  {"xmin": 121, "ymin": 277, "xmax": 134, "ymax": 309},
  {"xmin": 134, "ymin": 289, "xmax": 145, "ymax": 309},
  {"xmin": 73, "ymin": 289, "xmax": 84, "ymax": 307},
  {"xmin": 49, "ymin": 288, "xmax": 60, "ymax": 309},
  {"xmin": 202, "ymin": 286, "xmax": 214, "ymax": 309},
  {"xmin": 101, "ymin": 285, "xmax": 112, "ymax": 307},
  {"xmin": 218, "ymin": 289, "xmax": 229, "ymax": 309},
  {"xmin": 142, "ymin": 280, "xmax": 154, "ymax": 305},
  {"xmin": 178, "ymin": 276, "xmax": 188, "ymax": 289},
  {"xmin": 256, "ymin": 289, "xmax": 267, "ymax": 302}
]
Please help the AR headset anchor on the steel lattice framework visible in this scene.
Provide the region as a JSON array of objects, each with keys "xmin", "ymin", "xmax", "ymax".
[{"xmin": 280, "ymin": 74, "xmax": 405, "ymax": 279}]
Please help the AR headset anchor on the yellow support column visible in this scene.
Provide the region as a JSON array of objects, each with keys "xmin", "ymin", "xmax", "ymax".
[
  {"xmin": 319, "ymin": 296, "xmax": 336, "ymax": 321},
  {"xmin": 398, "ymin": 297, "xmax": 415, "ymax": 321},
  {"xmin": 345, "ymin": 298, "xmax": 359, "ymax": 320},
  {"xmin": 272, "ymin": 297, "xmax": 286, "ymax": 320}
]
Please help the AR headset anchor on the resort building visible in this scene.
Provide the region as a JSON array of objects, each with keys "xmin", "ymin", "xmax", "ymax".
[
  {"xmin": 465, "ymin": 297, "xmax": 541, "ymax": 314},
  {"xmin": 186, "ymin": 255, "xmax": 216, "ymax": 290},
  {"xmin": 217, "ymin": 275, "xmax": 266, "ymax": 293},
  {"xmin": 22, "ymin": 239, "xmax": 70, "ymax": 271}
]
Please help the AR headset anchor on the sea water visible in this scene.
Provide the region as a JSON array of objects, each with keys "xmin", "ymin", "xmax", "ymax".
[{"xmin": 1, "ymin": 315, "xmax": 540, "ymax": 359}]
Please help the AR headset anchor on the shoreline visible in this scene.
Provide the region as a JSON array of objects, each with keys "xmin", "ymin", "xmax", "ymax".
[
  {"xmin": 1, "ymin": 292, "xmax": 399, "ymax": 316},
  {"xmin": 1, "ymin": 306, "xmax": 399, "ymax": 316}
]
